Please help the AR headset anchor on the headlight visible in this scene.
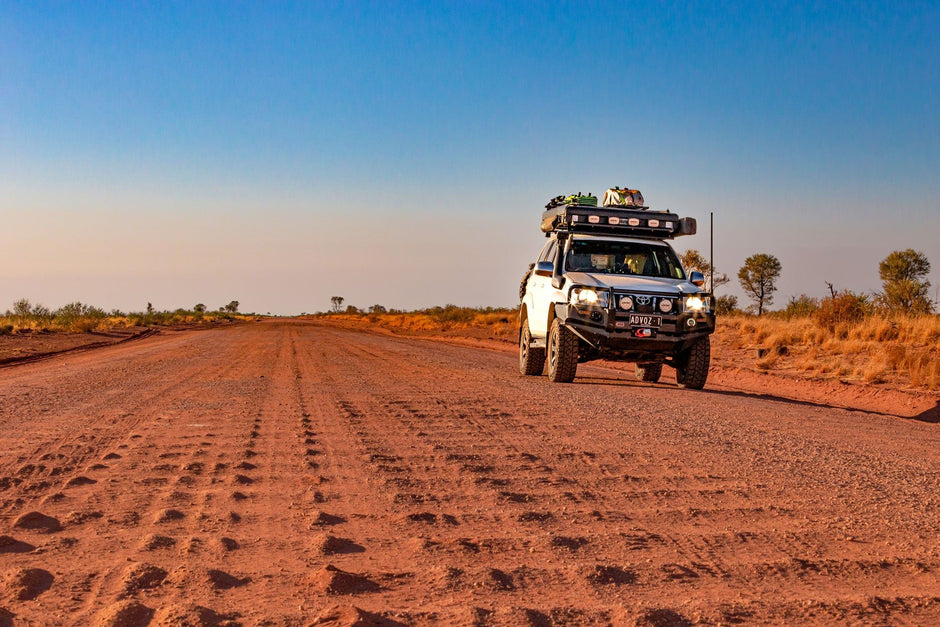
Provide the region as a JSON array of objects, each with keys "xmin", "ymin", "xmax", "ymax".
[
  {"xmin": 685, "ymin": 295, "xmax": 708, "ymax": 312},
  {"xmin": 570, "ymin": 287, "xmax": 608, "ymax": 308},
  {"xmin": 659, "ymin": 298, "xmax": 673, "ymax": 313},
  {"xmin": 619, "ymin": 295, "xmax": 633, "ymax": 311}
]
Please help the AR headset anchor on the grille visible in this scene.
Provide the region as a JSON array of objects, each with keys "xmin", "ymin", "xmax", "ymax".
[{"xmin": 615, "ymin": 292, "xmax": 678, "ymax": 315}]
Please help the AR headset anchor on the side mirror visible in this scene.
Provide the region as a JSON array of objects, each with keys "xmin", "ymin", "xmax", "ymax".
[
  {"xmin": 534, "ymin": 261, "xmax": 554, "ymax": 277},
  {"xmin": 689, "ymin": 271, "xmax": 705, "ymax": 287}
]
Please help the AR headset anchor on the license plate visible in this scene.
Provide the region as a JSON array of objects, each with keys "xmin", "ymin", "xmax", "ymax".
[{"xmin": 629, "ymin": 314, "xmax": 662, "ymax": 327}]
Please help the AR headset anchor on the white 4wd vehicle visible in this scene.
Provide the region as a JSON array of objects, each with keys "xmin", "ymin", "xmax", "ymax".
[{"xmin": 519, "ymin": 201, "xmax": 715, "ymax": 388}]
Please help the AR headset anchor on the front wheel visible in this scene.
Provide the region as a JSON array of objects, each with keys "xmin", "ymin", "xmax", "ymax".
[
  {"xmin": 676, "ymin": 337, "xmax": 710, "ymax": 390},
  {"xmin": 547, "ymin": 319, "xmax": 579, "ymax": 383},
  {"xmin": 519, "ymin": 318, "xmax": 545, "ymax": 376}
]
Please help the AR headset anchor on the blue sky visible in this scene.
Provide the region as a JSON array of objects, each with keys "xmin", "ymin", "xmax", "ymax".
[{"xmin": 2, "ymin": 1, "xmax": 938, "ymax": 313}]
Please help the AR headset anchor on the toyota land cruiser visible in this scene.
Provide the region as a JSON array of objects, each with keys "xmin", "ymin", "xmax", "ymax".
[{"xmin": 518, "ymin": 199, "xmax": 715, "ymax": 387}]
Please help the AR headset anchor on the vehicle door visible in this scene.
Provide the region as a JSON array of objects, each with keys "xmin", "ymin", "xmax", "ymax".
[{"xmin": 526, "ymin": 239, "xmax": 557, "ymax": 338}]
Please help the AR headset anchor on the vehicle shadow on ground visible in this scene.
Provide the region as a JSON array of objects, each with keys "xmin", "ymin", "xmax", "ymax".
[
  {"xmin": 906, "ymin": 400, "xmax": 939, "ymax": 423},
  {"xmin": 574, "ymin": 376, "xmax": 940, "ymax": 424}
]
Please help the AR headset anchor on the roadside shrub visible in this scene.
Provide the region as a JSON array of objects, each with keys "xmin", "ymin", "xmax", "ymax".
[
  {"xmin": 1, "ymin": 299, "xmax": 250, "ymax": 335},
  {"xmin": 54, "ymin": 302, "xmax": 107, "ymax": 332},
  {"xmin": 12, "ymin": 299, "xmax": 33, "ymax": 317},
  {"xmin": 30, "ymin": 305, "xmax": 53, "ymax": 320},
  {"xmin": 425, "ymin": 304, "xmax": 477, "ymax": 324},
  {"xmin": 785, "ymin": 294, "xmax": 819, "ymax": 318},
  {"xmin": 715, "ymin": 295, "xmax": 738, "ymax": 315},
  {"xmin": 814, "ymin": 292, "xmax": 870, "ymax": 331}
]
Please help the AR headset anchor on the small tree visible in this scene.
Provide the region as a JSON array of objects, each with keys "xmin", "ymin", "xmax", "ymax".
[
  {"xmin": 368, "ymin": 304, "xmax": 387, "ymax": 314},
  {"xmin": 12, "ymin": 299, "xmax": 51, "ymax": 321},
  {"xmin": 194, "ymin": 303, "xmax": 206, "ymax": 313},
  {"xmin": 785, "ymin": 294, "xmax": 819, "ymax": 318},
  {"xmin": 330, "ymin": 296, "xmax": 344, "ymax": 313},
  {"xmin": 715, "ymin": 294, "xmax": 738, "ymax": 315},
  {"xmin": 32, "ymin": 304, "xmax": 52, "ymax": 319},
  {"xmin": 12, "ymin": 299, "xmax": 32, "ymax": 317},
  {"xmin": 877, "ymin": 249, "xmax": 932, "ymax": 313},
  {"xmin": 680, "ymin": 249, "xmax": 729, "ymax": 291},
  {"xmin": 224, "ymin": 300, "xmax": 240, "ymax": 313},
  {"xmin": 738, "ymin": 253, "xmax": 782, "ymax": 315},
  {"xmin": 57, "ymin": 302, "xmax": 87, "ymax": 318},
  {"xmin": 146, "ymin": 302, "xmax": 154, "ymax": 314}
]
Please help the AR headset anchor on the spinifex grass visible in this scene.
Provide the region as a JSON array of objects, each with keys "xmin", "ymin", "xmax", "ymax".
[{"xmin": 720, "ymin": 313, "xmax": 940, "ymax": 389}]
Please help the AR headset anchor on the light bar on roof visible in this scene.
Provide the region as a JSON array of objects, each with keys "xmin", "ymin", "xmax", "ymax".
[{"xmin": 541, "ymin": 202, "xmax": 692, "ymax": 239}]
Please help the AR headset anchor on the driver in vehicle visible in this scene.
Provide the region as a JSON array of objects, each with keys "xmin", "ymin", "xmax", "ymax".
[{"xmin": 590, "ymin": 254, "xmax": 614, "ymax": 272}]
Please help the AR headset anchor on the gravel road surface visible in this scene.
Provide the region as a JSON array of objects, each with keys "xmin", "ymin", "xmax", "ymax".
[{"xmin": 1, "ymin": 320, "xmax": 938, "ymax": 626}]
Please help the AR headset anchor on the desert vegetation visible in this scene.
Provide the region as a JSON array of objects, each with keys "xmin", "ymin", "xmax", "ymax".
[
  {"xmin": 737, "ymin": 253, "xmax": 783, "ymax": 315},
  {"xmin": 318, "ymin": 304, "xmax": 517, "ymax": 340},
  {"xmin": 720, "ymin": 306, "xmax": 939, "ymax": 390},
  {"xmin": 0, "ymin": 298, "xmax": 250, "ymax": 335},
  {"xmin": 702, "ymin": 248, "xmax": 938, "ymax": 388},
  {"xmin": 319, "ymin": 300, "xmax": 939, "ymax": 390}
]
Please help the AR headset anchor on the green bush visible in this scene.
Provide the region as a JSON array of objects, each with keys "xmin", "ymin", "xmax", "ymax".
[
  {"xmin": 425, "ymin": 304, "xmax": 477, "ymax": 323},
  {"xmin": 715, "ymin": 295, "xmax": 739, "ymax": 315},
  {"xmin": 814, "ymin": 292, "xmax": 870, "ymax": 331},
  {"xmin": 785, "ymin": 294, "xmax": 820, "ymax": 318}
]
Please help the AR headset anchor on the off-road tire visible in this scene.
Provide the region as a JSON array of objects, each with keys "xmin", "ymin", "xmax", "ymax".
[
  {"xmin": 547, "ymin": 319, "xmax": 579, "ymax": 383},
  {"xmin": 635, "ymin": 362, "xmax": 663, "ymax": 383},
  {"xmin": 519, "ymin": 318, "xmax": 545, "ymax": 376},
  {"xmin": 676, "ymin": 336, "xmax": 710, "ymax": 390}
]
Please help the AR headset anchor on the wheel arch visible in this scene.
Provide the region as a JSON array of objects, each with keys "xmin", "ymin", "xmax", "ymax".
[{"xmin": 546, "ymin": 302, "xmax": 563, "ymax": 336}]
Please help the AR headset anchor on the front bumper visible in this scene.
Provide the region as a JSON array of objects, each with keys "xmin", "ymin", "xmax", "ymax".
[{"xmin": 558, "ymin": 303, "xmax": 715, "ymax": 359}]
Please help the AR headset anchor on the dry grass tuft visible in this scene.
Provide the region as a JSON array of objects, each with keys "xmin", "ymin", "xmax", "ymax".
[
  {"xmin": 719, "ymin": 311, "xmax": 940, "ymax": 390},
  {"xmin": 324, "ymin": 307, "xmax": 517, "ymax": 343}
]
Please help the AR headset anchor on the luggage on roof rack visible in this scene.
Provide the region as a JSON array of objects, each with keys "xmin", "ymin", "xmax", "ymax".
[
  {"xmin": 565, "ymin": 193, "xmax": 596, "ymax": 207},
  {"xmin": 541, "ymin": 204, "xmax": 696, "ymax": 239},
  {"xmin": 603, "ymin": 187, "xmax": 645, "ymax": 208},
  {"xmin": 546, "ymin": 193, "xmax": 596, "ymax": 209}
]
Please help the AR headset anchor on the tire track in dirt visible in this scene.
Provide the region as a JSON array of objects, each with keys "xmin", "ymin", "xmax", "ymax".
[
  {"xmin": 286, "ymin": 325, "xmax": 940, "ymax": 624},
  {"xmin": 285, "ymin": 330, "xmax": 425, "ymax": 617},
  {"xmin": 0, "ymin": 335, "xmax": 244, "ymax": 626},
  {"xmin": 0, "ymin": 321, "xmax": 938, "ymax": 625},
  {"xmin": 1, "ymin": 327, "xmax": 272, "ymax": 624}
]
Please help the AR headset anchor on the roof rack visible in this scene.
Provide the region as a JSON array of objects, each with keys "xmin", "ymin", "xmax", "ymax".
[{"xmin": 541, "ymin": 204, "xmax": 696, "ymax": 239}]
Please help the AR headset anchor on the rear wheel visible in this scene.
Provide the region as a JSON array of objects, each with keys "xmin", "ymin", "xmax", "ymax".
[
  {"xmin": 635, "ymin": 362, "xmax": 663, "ymax": 383},
  {"xmin": 547, "ymin": 319, "xmax": 579, "ymax": 383},
  {"xmin": 676, "ymin": 337, "xmax": 710, "ymax": 390},
  {"xmin": 519, "ymin": 318, "xmax": 545, "ymax": 376}
]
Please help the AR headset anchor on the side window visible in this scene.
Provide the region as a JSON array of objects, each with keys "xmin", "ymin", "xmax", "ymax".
[
  {"xmin": 539, "ymin": 240, "xmax": 557, "ymax": 264},
  {"xmin": 536, "ymin": 242, "xmax": 550, "ymax": 263}
]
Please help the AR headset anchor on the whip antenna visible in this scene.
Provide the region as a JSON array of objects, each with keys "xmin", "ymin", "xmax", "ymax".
[{"xmin": 710, "ymin": 211, "xmax": 714, "ymax": 293}]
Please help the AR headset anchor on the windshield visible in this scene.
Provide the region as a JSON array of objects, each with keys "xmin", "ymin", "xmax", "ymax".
[{"xmin": 566, "ymin": 239, "xmax": 686, "ymax": 279}]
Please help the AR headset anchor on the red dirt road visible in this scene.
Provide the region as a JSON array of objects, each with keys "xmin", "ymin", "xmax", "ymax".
[{"xmin": 1, "ymin": 320, "xmax": 938, "ymax": 626}]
